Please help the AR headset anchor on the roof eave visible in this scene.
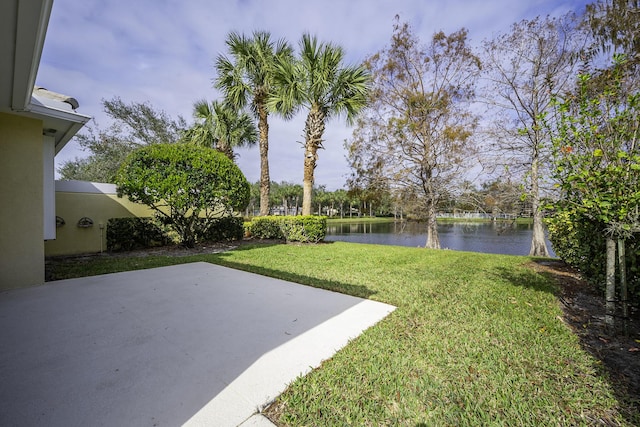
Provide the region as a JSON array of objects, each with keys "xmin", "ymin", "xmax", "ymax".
[
  {"xmin": 28, "ymin": 100, "xmax": 90, "ymax": 124},
  {"xmin": 53, "ymin": 120, "xmax": 88, "ymax": 154},
  {"xmin": 27, "ymin": 100, "xmax": 91, "ymax": 153},
  {"xmin": 11, "ymin": 0, "xmax": 53, "ymax": 112}
]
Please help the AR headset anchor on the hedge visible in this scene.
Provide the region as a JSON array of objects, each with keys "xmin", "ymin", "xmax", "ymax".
[
  {"xmin": 246, "ymin": 216, "xmax": 327, "ymax": 243},
  {"xmin": 107, "ymin": 217, "xmax": 170, "ymax": 252},
  {"xmin": 107, "ymin": 216, "xmax": 244, "ymax": 252},
  {"xmin": 546, "ymin": 210, "xmax": 640, "ymax": 304},
  {"xmin": 196, "ymin": 216, "xmax": 244, "ymax": 242}
]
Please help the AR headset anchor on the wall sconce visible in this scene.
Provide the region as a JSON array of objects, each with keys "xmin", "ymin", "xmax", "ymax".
[
  {"xmin": 77, "ymin": 217, "xmax": 94, "ymax": 228},
  {"xmin": 56, "ymin": 216, "xmax": 65, "ymax": 227}
]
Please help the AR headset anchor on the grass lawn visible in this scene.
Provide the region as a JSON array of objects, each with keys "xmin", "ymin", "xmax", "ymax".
[{"xmin": 48, "ymin": 241, "xmax": 638, "ymax": 425}]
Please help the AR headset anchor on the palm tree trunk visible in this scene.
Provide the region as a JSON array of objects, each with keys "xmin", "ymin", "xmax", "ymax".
[
  {"xmin": 218, "ymin": 138, "xmax": 235, "ymax": 161},
  {"xmin": 302, "ymin": 176, "xmax": 314, "ymax": 215},
  {"xmin": 258, "ymin": 104, "xmax": 270, "ymax": 216},
  {"xmin": 302, "ymin": 108, "xmax": 325, "ymax": 215}
]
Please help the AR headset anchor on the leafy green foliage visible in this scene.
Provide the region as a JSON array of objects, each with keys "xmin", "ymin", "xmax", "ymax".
[
  {"xmin": 106, "ymin": 216, "xmax": 244, "ymax": 251},
  {"xmin": 106, "ymin": 217, "xmax": 170, "ymax": 251},
  {"xmin": 269, "ymin": 33, "xmax": 370, "ymax": 216},
  {"xmin": 247, "ymin": 217, "xmax": 285, "ymax": 239},
  {"xmin": 548, "ymin": 55, "xmax": 640, "ymax": 311},
  {"xmin": 546, "ymin": 209, "xmax": 640, "ymax": 301},
  {"xmin": 196, "ymin": 216, "xmax": 245, "ymax": 242},
  {"xmin": 552, "ymin": 56, "xmax": 640, "ymax": 237},
  {"xmin": 58, "ymin": 128, "xmax": 136, "ymax": 183},
  {"xmin": 269, "ymin": 181, "xmax": 303, "ymax": 215},
  {"xmin": 182, "ymin": 99, "xmax": 257, "ymax": 160},
  {"xmin": 103, "ymin": 97, "xmax": 187, "ymax": 146},
  {"xmin": 215, "ymin": 31, "xmax": 294, "ymax": 216},
  {"xmin": 279, "ymin": 215, "xmax": 327, "ymax": 243},
  {"xmin": 59, "ymin": 97, "xmax": 187, "ymax": 183},
  {"xmin": 586, "ymin": 0, "xmax": 640, "ymax": 65},
  {"xmin": 116, "ymin": 144, "xmax": 249, "ymax": 247},
  {"xmin": 246, "ymin": 215, "xmax": 327, "ymax": 242}
]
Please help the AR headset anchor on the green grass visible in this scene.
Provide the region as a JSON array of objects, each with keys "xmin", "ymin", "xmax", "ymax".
[{"xmin": 48, "ymin": 242, "xmax": 637, "ymax": 425}]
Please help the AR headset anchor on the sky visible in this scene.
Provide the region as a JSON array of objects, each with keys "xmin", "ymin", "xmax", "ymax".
[{"xmin": 38, "ymin": 0, "xmax": 590, "ymax": 190}]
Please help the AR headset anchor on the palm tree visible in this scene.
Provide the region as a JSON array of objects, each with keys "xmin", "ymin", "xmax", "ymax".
[
  {"xmin": 269, "ymin": 34, "xmax": 370, "ymax": 215},
  {"xmin": 215, "ymin": 31, "xmax": 293, "ymax": 215},
  {"xmin": 183, "ymin": 99, "xmax": 257, "ymax": 160}
]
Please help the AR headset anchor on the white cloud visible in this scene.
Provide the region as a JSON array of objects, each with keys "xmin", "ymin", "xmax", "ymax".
[{"xmin": 39, "ymin": 0, "xmax": 590, "ymax": 190}]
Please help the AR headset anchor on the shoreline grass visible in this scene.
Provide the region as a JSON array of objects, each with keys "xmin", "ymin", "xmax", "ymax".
[
  {"xmin": 436, "ymin": 216, "xmax": 534, "ymax": 224},
  {"xmin": 326, "ymin": 216, "xmax": 394, "ymax": 224},
  {"xmin": 47, "ymin": 242, "xmax": 637, "ymax": 425},
  {"xmin": 327, "ymin": 216, "xmax": 535, "ymax": 224}
]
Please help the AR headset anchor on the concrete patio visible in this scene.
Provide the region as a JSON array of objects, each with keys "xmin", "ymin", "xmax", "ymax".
[{"xmin": 0, "ymin": 262, "xmax": 395, "ymax": 426}]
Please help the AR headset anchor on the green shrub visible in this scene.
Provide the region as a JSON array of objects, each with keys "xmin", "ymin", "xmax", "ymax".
[
  {"xmin": 107, "ymin": 216, "xmax": 244, "ymax": 252},
  {"xmin": 545, "ymin": 210, "xmax": 599, "ymax": 271},
  {"xmin": 247, "ymin": 217, "xmax": 285, "ymax": 239},
  {"xmin": 116, "ymin": 144, "xmax": 249, "ymax": 247},
  {"xmin": 246, "ymin": 216, "xmax": 327, "ymax": 243},
  {"xmin": 196, "ymin": 216, "xmax": 244, "ymax": 242},
  {"xmin": 107, "ymin": 217, "xmax": 170, "ymax": 252},
  {"xmin": 280, "ymin": 215, "xmax": 327, "ymax": 243},
  {"xmin": 546, "ymin": 210, "xmax": 640, "ymax": 303}
]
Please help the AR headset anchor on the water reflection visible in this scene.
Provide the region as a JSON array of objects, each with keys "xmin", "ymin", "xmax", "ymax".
[{"xmin": 325, "ymin": 220, "xmax": 555, "ymax": 256}]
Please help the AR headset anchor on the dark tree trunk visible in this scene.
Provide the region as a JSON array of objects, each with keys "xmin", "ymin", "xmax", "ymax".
[{"xmin": 605, "ymin": 237, "xmax": 616, "ymax": 330}]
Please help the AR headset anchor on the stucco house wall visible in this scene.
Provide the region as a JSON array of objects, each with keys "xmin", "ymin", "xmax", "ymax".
[
  {"xmin": 1, "ymin": 0, "xmax": 91, "ymax": 290},
  {"xmin": 0, "ymin": 113, "xmax": 45, "ymax": 289},
  {"xmin": 44, "ymin": 181, "xmax": 154, "ymax": 256}
]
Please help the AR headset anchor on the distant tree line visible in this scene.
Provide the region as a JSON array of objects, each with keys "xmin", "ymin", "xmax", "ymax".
[{"xmin": 241, "ymin": 178, "xmax": 531, "ymax": 220}]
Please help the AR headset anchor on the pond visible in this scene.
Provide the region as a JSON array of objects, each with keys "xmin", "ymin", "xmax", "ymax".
[{"xmin": 325, "ymin": 220, "xmax": 556, "ymax": 257}]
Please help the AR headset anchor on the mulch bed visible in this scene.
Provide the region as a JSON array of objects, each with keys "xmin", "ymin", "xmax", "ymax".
[{"xmin": 529, "ymin": 260, "xmax": 640, "ymax": 410}]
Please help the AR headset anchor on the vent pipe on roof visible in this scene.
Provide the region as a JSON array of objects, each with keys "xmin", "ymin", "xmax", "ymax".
[{"xmin": 33, "ymin": 86, "xmax": 80, "ymax": 110}]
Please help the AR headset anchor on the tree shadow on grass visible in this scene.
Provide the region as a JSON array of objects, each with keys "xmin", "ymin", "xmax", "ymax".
[
  {"xmin": 499, "ymin": 259, "xmax": 640, "ymax": 424},
  {"xmin": 491, "ymin": 260, "xmax": 559, "ymax": 294},
  {"xmin": 206, "ymin": 244, "xmax": 376, "ymax": 300}
]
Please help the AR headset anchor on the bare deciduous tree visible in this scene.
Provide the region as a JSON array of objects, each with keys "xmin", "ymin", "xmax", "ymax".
[
  {"xmin": 346, "ymin": 19, "xmax": 481, "ymax": 248},
  {"xmin": 480, "ymin": 13, "xmax": 586, "ymax": 256}
]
